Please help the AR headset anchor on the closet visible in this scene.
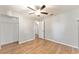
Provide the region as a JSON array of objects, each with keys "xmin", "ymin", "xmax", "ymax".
[{"xmin": 0, "ymin": 14, "xmax": 19, "ymax": 45}]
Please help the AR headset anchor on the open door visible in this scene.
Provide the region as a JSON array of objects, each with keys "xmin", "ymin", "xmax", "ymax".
[{"xmin": 34, "ymin": 20, "xmax": 45, "ymax": 39}]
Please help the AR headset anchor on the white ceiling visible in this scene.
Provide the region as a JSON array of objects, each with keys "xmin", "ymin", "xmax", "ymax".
[{"xmin": 0, "ymin": 5, "xmax": 79, "ymax": 17}]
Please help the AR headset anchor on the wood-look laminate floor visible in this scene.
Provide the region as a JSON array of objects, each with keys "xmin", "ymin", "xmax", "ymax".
[{"xmin": 0, "ymin": 39, "xmax": 79, "ymax": 54}]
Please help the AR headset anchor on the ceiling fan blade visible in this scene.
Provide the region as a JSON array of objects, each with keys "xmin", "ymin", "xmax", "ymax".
[
  {"xmin": 41, "ymin": 12, "xmax": 48, "ymax": 15},
  {"xmin": 27, "ymin": 7, "xmax": 36, "ymax": 11},
  {"xmin": 40, "ymin": 5, "xmax": 46, "ymax": 10}
]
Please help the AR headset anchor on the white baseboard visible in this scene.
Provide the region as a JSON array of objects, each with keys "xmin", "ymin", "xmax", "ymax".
[
  {"xmin": 47, "ymin": 39, "xmax": 79, "ymax": 49},
  {"xmin": 1, "ymin": 40, "xmax": 18, "ymax": 46},
  {"xmin": 19, "ymin": 39, "xmax": 34, "ymax": 44}
]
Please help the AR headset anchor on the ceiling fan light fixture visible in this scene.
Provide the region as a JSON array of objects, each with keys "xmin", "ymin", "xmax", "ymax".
[
  {"xmin": 35, "ymin": 10, "xmax": 41, "ymax": 16},
  {"xmin": 35, "ymin": 21, "xmax": 39, "ymax": 25}
]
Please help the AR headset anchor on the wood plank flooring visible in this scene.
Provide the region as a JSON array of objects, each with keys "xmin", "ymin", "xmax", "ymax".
[{"xmin": 0, "ymin": 39, "xmax": 79, "ymax": 54}]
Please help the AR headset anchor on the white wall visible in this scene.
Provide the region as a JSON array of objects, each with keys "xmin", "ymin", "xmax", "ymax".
[
  {"xmin": 19, "ymin": 16, "xmax": 34, "ymax": 43},
  {"xmin": 45, "ymin": 9, "xmax": 79, "ymax": 47}
]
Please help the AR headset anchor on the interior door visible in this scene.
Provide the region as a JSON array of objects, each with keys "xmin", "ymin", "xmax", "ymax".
[
  {"xmin": 38, "ymin": 21, "xmax": 44, "ymax": 39},
  {"xmin": 34, "ymin": 20, "xmax": 44, "ymax": 39}
]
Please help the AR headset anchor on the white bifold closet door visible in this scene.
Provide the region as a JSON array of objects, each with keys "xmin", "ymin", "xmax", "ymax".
[{"xmin": 0, "ymin": 15, "xmax": 19, "ymax": 45}]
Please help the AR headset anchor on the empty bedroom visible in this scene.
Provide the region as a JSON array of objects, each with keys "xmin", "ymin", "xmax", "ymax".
[{"xmin": 0, "ymin": 5, "xmax": 79, "ymax": 54}]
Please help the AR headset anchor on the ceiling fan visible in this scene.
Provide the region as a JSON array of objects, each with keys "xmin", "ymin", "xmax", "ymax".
[{"xmin": 27, "ymin": 5, "xmax": 48, "ymax": 17}]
